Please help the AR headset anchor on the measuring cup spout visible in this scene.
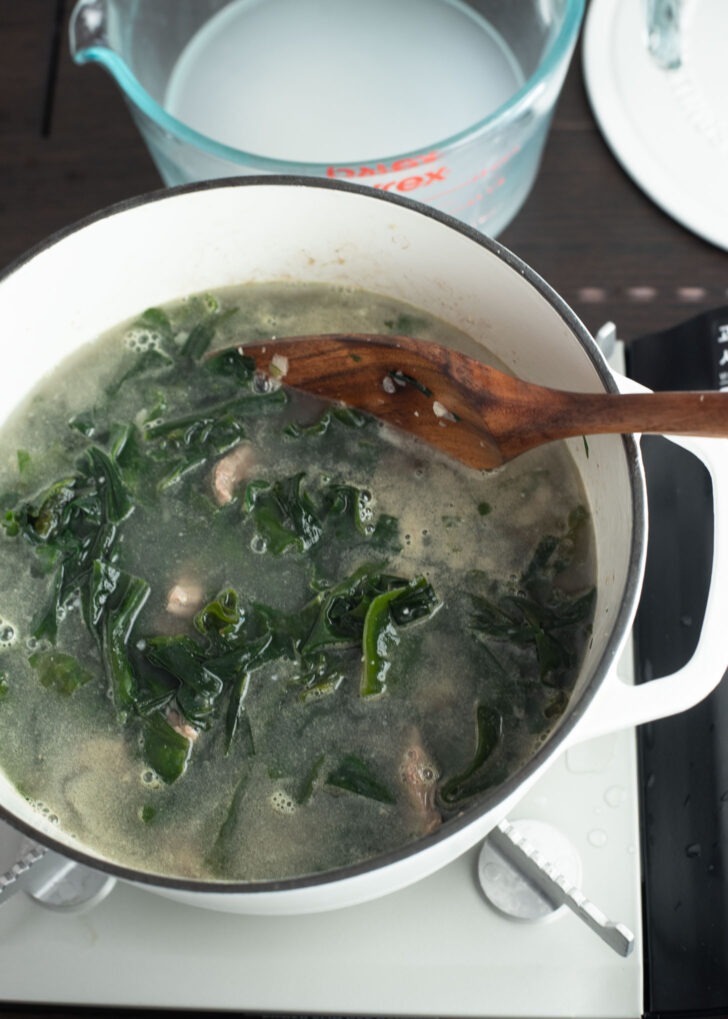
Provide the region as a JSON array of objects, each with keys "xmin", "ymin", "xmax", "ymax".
[
  {"xmin": 69, "ymin": 0, "xmax": 136, "ymax": 94},
  {"xmin": 69, "ymin": 0, "xmax": 154, "ymax": 140},
  {"xmin": 69, "ymin": 0, "xmax": 112, "ymax": 62},
  {"xmin": 69, "ymin": 0, "xmax": 142, "ymax": 105}
]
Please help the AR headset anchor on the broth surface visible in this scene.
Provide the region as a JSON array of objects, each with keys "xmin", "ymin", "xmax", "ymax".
[{"xmin": 0, "ymin": 283, "xmax": 595, "ymax": 880}]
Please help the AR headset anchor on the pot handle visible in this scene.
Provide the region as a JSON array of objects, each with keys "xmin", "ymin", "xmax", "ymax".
[{"xmin": 562, "ymin": 377, "xmax": 728, "ymax": 746}]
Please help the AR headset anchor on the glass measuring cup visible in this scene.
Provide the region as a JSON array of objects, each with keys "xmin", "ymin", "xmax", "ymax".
[{"xmin": 70, "ymin": 0, "xmax": 584, "ymax": 237}]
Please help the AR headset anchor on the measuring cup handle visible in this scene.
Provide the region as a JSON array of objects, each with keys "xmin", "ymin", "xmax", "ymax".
[{"xmin": 563, "ymin": 425, "xmax": 728, "ymax": 747}]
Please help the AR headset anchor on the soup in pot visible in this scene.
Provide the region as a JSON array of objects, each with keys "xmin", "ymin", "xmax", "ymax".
[{"xmin": 0, "ymin": 283, "xmax": 595, "ymax": 881}]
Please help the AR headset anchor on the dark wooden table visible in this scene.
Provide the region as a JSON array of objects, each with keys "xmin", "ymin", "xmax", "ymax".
[{"xmin": 1, "ymin": 2, "xmax": 726, "ymax": 1018}]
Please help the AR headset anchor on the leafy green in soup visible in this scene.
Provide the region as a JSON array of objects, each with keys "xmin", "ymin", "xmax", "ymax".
[{"xmin": 0, "ymin": 283, "xmax": 595, "ymax": 881}]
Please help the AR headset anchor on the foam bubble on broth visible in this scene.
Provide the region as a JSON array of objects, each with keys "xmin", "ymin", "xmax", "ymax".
[
  {"xmin": 0, "ymin": 620, "xmax": 15, "ymax": 648},
  {"xmin": 124, "ymin": 327, "xmax": 165, "ymax": 354}
]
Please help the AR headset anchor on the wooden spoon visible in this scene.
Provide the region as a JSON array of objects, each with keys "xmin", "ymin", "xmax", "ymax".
[{"xmin": 215, "ymin": 332, "xmax": 728, "ymax": 470}]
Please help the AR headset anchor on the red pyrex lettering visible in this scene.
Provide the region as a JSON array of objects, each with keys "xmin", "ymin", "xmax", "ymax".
[
  {"xmin": 326, "ymin": 151, "xmax": 442, "ymax": 180},
  {"xmin": 326, "ymin": 154, "xmax": 447, "ymax": 192},
  {"xmin": 374, "ymin": 166, "xmax": 448, "ymax": 193}
]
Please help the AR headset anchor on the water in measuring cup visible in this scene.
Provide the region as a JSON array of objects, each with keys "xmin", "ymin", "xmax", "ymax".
[{"xmin": 164, "ymin": 0, "xmax": 524, "ymax": 164}]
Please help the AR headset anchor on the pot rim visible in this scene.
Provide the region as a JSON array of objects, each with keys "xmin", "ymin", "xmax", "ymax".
[{"xmin": 0, "ymin": 175, "xmax": 646, "ymax": 895}]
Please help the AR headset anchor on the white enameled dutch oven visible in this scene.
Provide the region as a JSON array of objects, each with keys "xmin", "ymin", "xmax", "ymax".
[{"xmin": 0, "ymin": 178, "xmax": 726, "ymax": 915}]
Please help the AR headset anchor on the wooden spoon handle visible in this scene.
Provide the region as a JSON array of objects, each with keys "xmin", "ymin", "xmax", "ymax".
[
  {"xmin": 476, "ymin": 383, "xmax": 728, "ymax": 460},
  {"xmin": 546, "ymin": 390, "xmax": 728, "ymax": 437}
]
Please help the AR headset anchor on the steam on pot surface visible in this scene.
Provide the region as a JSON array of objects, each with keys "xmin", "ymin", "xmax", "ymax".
[{"xmin": 0, "ymin": 281, "xmax": 596, "ymax": 882}]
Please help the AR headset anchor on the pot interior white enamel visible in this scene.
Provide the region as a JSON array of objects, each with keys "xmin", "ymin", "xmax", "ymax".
[{"xmin": 0, "ymin": 179, "xmax": 644, "ymax": 913}]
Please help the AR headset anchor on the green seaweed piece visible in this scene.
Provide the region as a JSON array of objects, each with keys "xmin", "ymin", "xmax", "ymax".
[
  {"xmin": 194, "ymin": 587, "xmax": 244, "ymax": 644},
  {"xmin": 302, "ymin": 564, "xmax": 387, "ymax": 652},
  {"xmin": 106, "ymin": 348, "xmax": 173, "ymax": 397},
  {"xmin": 30, "ymin": 566, "xmax": 64, "ymax": 644},
  {"xmin": 144, "ymin": 635, "xmax": 224, "ymax": 727},
  {"xmin": 82, "ymin": 446, "xmax": 133, "ymax": 523},
  {"xmin": 468, "ymin": 507, "xmax": 595, "ymax": 686},
  {"xmin": 284, "ymin": 405, "xmax": 369, "ymax": 439},
  {"xmin": 100, "ymin": 571, "xmax": 150, "ymax": 712},
  {"xmin": 142, "ymin": 711, "xmax": 192, "ymax": 784},
  {"xmin": 28, "ymin": 477, "xmax": 78, "ymax": 541},
  {"xmin": 203, "ymin": 346, "xmax": 256, "ymax": 385},
  {"xmin": 284, "ymin": 410, "xmax": 334, "ymax": 438},
  {"xmin": 208, "ymin": 771, "xmax": 251, "ymax": 873},
  {"xmin": 1, "ymin": 499, "xmax": 21, "ymax": 538},
  {"xmin": 326, "ymin": 754, "xmax": 395, "ymax": 804},
  {"xmin": 361, "ymin": 577, "xmax": 439, "ymax": 697},
  {"xmin": 320, "ymin": 483, "xmax": 373, "ymax": 538},
  {"xmin": 438, "ymin": 703, "xmax": 503, "ymax": 806},
  {"xmin": 360, "ymin": 587, "xmax": 406, "ymax": 698},
  {"xmin": 180, "ymin": 307, "xmax": 238, "ymax": 360},
  {"xmin": 224, "ymin": 677, "xmax": 255, "ymax": 757},
  {"xmin": 297, "ymin": 652, "xmax": 347, "ymax": 704},
  {"xmin": 29, "ymin": 650, "xmax": 93, "ymax": 696},
  {"xmin": 389, "ymin": 576, "xmax": 439, "ymax": 626},
  {"xmin": 332, "ymin": 406, "xmax": 368, "ymax": 429},
  {"xmin": 244, "ymin": 472, "xmax": 323, "ymax": 555}
]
